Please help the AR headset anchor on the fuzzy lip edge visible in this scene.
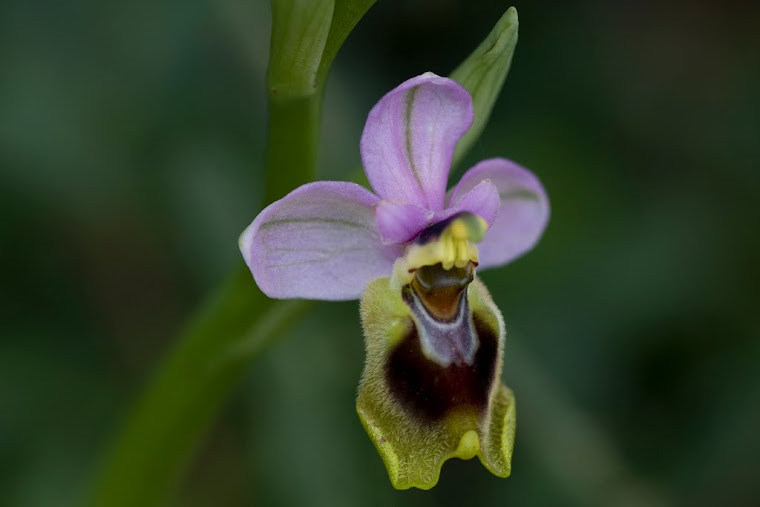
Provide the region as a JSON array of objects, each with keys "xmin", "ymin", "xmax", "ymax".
[{"xmin": 356, "ymin": 275, "xmax": 514, "ymax": 490}]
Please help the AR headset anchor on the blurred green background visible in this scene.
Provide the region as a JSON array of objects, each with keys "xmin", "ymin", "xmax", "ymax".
[{"xmin": 1, "ymin": 0, "xmax": 758, "ymax": 506}]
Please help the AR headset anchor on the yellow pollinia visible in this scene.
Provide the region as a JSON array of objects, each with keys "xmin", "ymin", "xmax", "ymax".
[{"xmin": 391, "ymin": 214, "xmax": 489, "ymax": 291}]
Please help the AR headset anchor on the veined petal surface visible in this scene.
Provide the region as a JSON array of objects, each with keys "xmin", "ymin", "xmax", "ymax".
[
  {"xmin": 240, "ymin": 182, "xmax": 400, "ymax": 300},
  {"xmin": 449, "ymin": 158, "xmax": 549, "ymax": 268},
  {"xmin": 442, "ymin": 179, "xmax": 500, "ymax": 228},
  {"xmin": 361, "ymin": 72, "xmax": 473, "ymax": 211}
]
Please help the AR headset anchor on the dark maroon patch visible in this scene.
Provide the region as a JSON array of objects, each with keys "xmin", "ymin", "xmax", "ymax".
[{"xmin": 385, "ymin": 314, "xmax": 498, "ymax": 423}]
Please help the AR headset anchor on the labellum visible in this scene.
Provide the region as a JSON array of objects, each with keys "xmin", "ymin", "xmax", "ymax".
[{"xmin": 357, "ymin": 219, "xmax": 516, "ymax": 490}]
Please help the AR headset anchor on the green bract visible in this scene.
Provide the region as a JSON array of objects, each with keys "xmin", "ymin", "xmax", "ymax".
[
  {"xmin": 451, "ymin": 6, "xmax": 519, "ymax": 168},
  {"xmin": 357, "ymin": 275, "xmax": 516, "ymax": 490}
]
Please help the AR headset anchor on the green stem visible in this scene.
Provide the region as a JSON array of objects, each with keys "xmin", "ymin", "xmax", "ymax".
[
  {"xmin": 89, "ymin": 1, "xmax": 378, "ymax": 504},
  {"xmin": 265, "ymin": 0, "xmax": 377, "ymax": 203},
  {"xmin": 265, "ymin": 93, "xmax": 321, "ymax": 203},
  {"xmin": 90, "ymin": 267, "xmax": 310, "ymax": 507}
]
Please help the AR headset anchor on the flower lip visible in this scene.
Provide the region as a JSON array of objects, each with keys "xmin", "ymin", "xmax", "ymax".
[
  {"xmin": 358, "ymin": 275, "xmax": 513, "ymax": 490},
  {"xmin": 384, "ymin": 309, "xmax": 497, "ymax": 421}
]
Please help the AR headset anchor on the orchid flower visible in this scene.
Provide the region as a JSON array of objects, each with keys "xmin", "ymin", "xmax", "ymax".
[{"xmin": 240, "ymin": 72, "xmax": 549, "ymax": 489}]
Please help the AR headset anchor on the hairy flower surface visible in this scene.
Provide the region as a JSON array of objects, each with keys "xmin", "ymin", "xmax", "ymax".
[{"xmin": 240, "ymin": 72, "xmax": 549, "ymax": 489}]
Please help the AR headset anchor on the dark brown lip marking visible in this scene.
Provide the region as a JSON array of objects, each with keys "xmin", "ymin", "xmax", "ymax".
[
  {"xmin": 385, "ymin": 262, "xmax": 498, "ymax": 422},
  {"xmin": 385, "ymin": 313, "xmax": 498, "ymax": 423}
]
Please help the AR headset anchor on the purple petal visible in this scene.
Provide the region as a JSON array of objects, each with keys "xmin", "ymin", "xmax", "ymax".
[
  {"xmin": 360, "ymin": 72, "xmax": 473, "ymax": 212},
  {"xmin": 444, "ymin": 179, "xmax": 500, "ymax": 227},
  {"xmin": 375, "ymin": 200, "xmax": 434, "ymax": 244},
  {"xmin": 449, "ymin": 158, "xmax": 549, "ymax": 269},
  {"xmin": 240, "ymin": 182, "xmax": 401, "ymax": 301}
]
